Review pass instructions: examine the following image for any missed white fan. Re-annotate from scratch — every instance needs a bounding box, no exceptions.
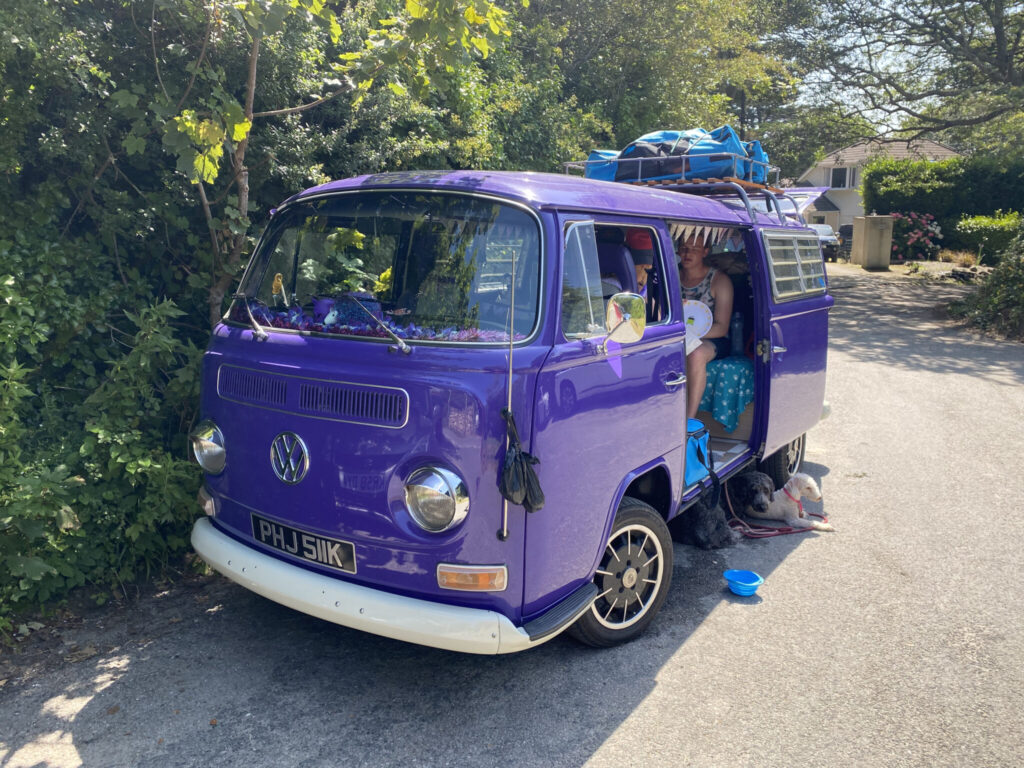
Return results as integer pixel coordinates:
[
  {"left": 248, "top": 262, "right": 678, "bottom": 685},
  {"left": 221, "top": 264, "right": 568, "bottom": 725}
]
[
  {"left": 683, "top": 300, "right": 712, "bottom": 337},
  {"left": 683, "top": 300, "right": 712, "bottom": 355}
]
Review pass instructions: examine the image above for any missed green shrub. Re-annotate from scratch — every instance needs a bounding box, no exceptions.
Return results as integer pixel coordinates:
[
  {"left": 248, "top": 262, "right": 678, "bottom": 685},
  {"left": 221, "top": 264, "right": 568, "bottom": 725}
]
[
  {"left": 951, "top": 228, "right": 1024, "bottom": 339},
  {"left": 0, "top": 227, "right": 200, "bottom": 630},
  {"left": 863, "top": 155, "right": 1024, "bottom": 251},
  {"left": 955, "top": 210, "right": 1022, "bottom": 264}
]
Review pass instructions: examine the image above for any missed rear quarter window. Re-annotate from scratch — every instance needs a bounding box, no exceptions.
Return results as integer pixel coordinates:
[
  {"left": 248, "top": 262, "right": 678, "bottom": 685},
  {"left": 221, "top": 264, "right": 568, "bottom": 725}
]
[{"left": 762, "top": 232, "right": 827, "bottom": 302}]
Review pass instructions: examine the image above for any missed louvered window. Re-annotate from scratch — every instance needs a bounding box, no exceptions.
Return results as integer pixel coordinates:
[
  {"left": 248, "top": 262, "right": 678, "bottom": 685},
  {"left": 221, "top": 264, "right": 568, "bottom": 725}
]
[{"left": 763, "top": 233, "right": 828, "bottom": 302}]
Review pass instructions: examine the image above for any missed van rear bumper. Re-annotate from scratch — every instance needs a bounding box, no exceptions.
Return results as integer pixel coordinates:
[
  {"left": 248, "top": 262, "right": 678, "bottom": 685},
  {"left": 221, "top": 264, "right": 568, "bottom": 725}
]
[{"left": 191, "top": 517, "right": 562, "bottom": 654}]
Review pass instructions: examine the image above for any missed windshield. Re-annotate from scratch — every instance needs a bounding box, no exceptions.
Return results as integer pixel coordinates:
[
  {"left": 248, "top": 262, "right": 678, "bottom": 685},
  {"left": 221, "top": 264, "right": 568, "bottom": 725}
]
[
  {"left": 810, "top": 224, "right": 836, "bottom": 237},
  {"left": 229, "top": 191, "right": 541, "bottom": 344}
]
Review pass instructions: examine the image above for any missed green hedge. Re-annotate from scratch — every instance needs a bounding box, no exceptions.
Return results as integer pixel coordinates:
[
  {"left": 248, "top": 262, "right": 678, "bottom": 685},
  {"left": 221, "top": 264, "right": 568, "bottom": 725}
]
[
  {"left": 956, "top": 211, "right": 1022, "bottom": 264},
  {"left": 862, "top": 156, "right": 1024, "bottom": 251}
]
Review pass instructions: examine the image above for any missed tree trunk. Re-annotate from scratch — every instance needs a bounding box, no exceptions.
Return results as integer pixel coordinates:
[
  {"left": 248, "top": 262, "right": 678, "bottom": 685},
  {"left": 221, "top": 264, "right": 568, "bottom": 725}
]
[{"left": 208, "top": 33, "right": 261, "bottom": 329}]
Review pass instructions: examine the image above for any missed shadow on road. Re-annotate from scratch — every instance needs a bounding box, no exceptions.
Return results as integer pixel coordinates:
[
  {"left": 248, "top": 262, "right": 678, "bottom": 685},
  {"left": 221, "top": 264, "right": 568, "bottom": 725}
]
[{"left": 827, "top": 273, "right": 1024, "bottom": 386}]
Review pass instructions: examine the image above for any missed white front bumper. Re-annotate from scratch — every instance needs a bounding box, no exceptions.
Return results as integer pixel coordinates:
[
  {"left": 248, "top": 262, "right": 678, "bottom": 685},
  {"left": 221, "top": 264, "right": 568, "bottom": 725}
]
[{"left": 191, "top": 517, "right": 541, "bottom": 655}]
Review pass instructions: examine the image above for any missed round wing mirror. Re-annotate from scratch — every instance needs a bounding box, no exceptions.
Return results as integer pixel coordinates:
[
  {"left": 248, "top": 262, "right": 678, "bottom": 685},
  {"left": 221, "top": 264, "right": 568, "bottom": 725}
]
[{"left": 604, "top": 292, "right": 646, "bottom": 346}]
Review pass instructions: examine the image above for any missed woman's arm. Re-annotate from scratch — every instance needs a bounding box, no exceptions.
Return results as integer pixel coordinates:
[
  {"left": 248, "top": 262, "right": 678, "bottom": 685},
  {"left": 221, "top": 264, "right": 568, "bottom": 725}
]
[{"left": 707, "top": 271, "right": 734, "bottom": 338}]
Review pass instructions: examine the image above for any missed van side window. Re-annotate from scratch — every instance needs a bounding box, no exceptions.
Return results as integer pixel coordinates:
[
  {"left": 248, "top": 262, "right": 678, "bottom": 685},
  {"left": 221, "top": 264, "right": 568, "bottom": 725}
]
[
  {"left": 763, "top": 233, "right": 827, "bottom": 301},
  {"left": 593, "top": 224, "right": 668, "bottom": 324},
  {"left": 561, "top": 221, "right": 605, "bottom": 338}
]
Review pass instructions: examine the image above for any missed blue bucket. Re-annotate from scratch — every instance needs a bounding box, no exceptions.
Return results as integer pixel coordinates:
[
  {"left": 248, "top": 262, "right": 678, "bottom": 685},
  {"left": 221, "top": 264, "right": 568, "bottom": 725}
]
[{"left": 723, "top": 569, "right": 764, "bottom": 596}]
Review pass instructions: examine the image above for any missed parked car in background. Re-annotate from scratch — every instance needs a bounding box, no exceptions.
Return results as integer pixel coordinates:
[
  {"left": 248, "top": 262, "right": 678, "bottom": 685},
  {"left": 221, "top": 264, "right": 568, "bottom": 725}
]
[{"left": 810, "top": 223, "right": 840, "bottom": 261}]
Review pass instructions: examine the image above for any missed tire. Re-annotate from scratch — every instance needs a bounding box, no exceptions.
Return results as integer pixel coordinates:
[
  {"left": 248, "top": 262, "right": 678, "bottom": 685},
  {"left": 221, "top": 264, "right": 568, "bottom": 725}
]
[
  {"left": 568, "top": 497, "right": 673, "bottom": 648},
  {"left": 759, "top": 433, "right": 806, "bottom": 489}
]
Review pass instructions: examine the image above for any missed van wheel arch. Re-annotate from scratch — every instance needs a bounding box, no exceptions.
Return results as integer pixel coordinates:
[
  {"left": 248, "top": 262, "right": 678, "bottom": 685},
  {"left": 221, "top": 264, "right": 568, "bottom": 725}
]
[
  {"left": 759, "top": 433, "right": 806, "bottom": 489},
  {"left": 623, "top": 466, "right": 672, "bottom": 521}
]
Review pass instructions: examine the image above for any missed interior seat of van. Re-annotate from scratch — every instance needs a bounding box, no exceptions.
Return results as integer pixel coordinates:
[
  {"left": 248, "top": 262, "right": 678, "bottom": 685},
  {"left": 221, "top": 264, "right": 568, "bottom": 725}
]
[{"left": 596, "top": 238, "right": 637, "bottom": 300}]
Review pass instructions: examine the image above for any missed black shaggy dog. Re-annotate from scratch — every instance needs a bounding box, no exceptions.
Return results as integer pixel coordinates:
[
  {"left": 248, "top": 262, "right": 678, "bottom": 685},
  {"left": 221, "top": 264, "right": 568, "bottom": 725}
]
[
  {"left": 671, "top": 470, "right": 778, "bottom": 549},
  {"left": 727, "top": 471, "right": 774, "bottom": 518},
  {"left": 669, "top": 494, "right": 738, "bottom": 549}
]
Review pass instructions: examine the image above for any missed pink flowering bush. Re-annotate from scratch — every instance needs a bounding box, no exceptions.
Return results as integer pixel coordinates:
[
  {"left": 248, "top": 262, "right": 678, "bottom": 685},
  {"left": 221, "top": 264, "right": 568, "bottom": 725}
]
[{"left": 890, "top": 211, "right": 943, "bottom": 261}]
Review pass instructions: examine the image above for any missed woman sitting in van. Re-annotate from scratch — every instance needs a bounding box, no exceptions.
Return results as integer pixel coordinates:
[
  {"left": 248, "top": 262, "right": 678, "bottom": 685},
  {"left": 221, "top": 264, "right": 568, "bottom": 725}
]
[{"left": 678, "top": 233, "right": 734, "bottom": 419}]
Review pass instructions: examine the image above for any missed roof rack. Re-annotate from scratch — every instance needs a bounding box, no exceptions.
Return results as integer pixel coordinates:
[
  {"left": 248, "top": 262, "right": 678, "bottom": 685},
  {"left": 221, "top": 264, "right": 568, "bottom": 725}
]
[{"left": 563, "top": 153, "right": 806, "bottom": 227}]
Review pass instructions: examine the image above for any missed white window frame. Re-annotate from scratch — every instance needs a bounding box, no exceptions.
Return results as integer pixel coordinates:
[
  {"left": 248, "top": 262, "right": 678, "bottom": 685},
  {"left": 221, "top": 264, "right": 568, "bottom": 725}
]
[
  {"left": 560, "top": 220, "right": 605, "bottom": 339},
  {"left": 829, "top": 166, "right": 856, "bottom": 189},
  {"left": 762, "top": 231, "right": 828, "bottom": 302}
]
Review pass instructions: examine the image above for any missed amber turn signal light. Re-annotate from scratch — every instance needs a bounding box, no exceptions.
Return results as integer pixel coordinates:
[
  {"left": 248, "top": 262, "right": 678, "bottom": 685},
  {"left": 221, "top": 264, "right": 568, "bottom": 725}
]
[{"left": 437, "top": 564, "right": 508, "bottom": 592}]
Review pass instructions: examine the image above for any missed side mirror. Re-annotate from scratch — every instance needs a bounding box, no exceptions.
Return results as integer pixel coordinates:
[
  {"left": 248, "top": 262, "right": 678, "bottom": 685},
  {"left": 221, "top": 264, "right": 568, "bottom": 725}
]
[{"left": 604, "top": 292, "right": 646, "bottom": 348}]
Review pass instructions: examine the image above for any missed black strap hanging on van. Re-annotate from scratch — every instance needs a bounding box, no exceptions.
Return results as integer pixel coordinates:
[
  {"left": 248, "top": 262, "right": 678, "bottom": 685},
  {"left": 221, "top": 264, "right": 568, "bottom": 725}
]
[
  {"left": 694, "top": 438, "right": 721, "bottom": 509},
  {"left": 498, "top": 408, "right": 545, "bottom": 513}
]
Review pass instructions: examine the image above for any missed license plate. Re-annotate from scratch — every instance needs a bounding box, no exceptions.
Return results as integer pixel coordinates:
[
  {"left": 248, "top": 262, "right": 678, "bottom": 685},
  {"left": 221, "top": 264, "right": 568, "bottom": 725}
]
[{"left": 251, "top": 513, "right": 356, "bottom": 573}]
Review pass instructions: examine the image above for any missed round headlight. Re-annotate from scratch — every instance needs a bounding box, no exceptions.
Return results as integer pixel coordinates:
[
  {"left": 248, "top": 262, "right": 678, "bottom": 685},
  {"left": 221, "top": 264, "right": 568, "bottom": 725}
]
[
  {"left": 404, "top": 467, "right": 469, "bottom": 533},
  {"left": 190, "top": 419, "right": 226, "bottom": 474}
]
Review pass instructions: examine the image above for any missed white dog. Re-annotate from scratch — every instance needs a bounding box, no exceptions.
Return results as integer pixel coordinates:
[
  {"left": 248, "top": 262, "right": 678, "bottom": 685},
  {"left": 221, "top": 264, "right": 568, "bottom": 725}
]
[{"left": 747, "top": 472, "right": 835, "bottom": 532}]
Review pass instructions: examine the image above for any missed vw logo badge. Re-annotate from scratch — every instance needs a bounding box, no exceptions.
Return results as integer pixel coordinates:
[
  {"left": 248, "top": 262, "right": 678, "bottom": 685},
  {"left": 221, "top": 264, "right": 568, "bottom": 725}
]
[{"left": 270, "top": 432, "right": 309, "bottom": 484}]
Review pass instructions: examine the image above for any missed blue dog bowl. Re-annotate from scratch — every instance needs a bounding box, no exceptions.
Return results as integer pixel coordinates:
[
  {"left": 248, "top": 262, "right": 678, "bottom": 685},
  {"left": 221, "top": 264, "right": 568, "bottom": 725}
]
[{"left": 723, "top": 569, "right": 764, "bottom": 596}]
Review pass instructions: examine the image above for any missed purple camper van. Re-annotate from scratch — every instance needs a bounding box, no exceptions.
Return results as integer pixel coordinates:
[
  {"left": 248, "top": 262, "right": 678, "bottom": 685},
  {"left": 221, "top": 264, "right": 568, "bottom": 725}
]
[{"left": 190, "top": 170, "right": 832, "bottom": 654}]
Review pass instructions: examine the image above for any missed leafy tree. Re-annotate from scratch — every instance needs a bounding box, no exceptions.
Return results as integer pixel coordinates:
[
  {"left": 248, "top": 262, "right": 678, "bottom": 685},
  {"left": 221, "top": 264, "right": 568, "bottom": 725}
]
[
  {"left": 938, "top": 110, "right": 1024, "bottom": 157},
  {"left": 799, "top": 0, "right": 1024, "bottom": 136},
  {"left": 148, "top": 0, "right": 515, "bottom": 327},
  {"left": 520, "top": 0, "right": 789, "bottom": 146},
  {"left": 755, "top": 105, "right": 875, "bottom": 180},
  {"left": 0, "top": 0, "right": 522, "bottom": 624}
]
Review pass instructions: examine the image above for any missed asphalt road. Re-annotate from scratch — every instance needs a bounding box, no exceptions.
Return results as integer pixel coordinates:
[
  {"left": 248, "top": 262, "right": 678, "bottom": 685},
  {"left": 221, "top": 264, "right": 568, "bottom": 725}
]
[{"left": 3, "top": 266, "right": 1023, "bottom": 768}]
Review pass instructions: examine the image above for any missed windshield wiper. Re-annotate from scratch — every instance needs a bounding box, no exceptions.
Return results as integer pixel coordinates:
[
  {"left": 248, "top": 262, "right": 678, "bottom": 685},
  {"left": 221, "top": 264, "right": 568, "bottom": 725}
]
[
  {"left": 342, "top": 295, "right": 411, "bottom": 354},
  {"left": 232, "top": 292, "right": 268, "bottom": 342}
]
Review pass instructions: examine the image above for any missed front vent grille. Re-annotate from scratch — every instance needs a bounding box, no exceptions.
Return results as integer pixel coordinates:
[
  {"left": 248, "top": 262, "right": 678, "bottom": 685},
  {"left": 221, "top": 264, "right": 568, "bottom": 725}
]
[
  {"left": 217, "top": 364, "right": 408, "bottom": 428},
  {"left": 298, "top": 382, "right": 407, "bottom": 427},
  {"left": 218, "top": 366, "right": 288, "bottom": 406}
]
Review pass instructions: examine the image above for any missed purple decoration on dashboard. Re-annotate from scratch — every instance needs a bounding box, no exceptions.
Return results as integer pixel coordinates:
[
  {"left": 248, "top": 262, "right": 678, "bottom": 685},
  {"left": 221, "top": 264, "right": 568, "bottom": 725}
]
[
  {"left": 239, "top": 298, "right": 526, "bottom": 343},
  {"left": 312, "top": 297, "right": 334, "bottom": 323}
]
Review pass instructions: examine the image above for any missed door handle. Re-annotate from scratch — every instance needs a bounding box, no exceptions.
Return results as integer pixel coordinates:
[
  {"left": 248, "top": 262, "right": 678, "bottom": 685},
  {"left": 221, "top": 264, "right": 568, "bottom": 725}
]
[
  {"left": 664, "top": 374, "right": 686, "bottom": 388},
  {"left": 772, "top": 345, "right": 787, "bottom": 354}
]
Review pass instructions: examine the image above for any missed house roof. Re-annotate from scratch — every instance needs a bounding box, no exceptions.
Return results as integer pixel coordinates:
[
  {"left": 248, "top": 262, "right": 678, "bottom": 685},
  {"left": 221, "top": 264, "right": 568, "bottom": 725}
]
[
  {"left": 797, "top": 139, "right": 961, "bottom": 182},
  {"left": 808, "top": 194, "right": 839, "bottom": 212}
]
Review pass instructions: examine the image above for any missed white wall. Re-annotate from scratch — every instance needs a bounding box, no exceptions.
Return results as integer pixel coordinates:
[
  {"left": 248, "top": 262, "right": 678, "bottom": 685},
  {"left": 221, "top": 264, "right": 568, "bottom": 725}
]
[{"left": 802, "top": 166, "right": 864, "bottom": 226}]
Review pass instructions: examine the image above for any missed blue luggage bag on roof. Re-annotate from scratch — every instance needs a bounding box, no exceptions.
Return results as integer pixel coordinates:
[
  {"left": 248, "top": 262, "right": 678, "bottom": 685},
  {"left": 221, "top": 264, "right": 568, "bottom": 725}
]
[
  {"left": 614, "top": 129, "right": 708, "bottom": 182},
  {"left": 583, "top": 149, "right": 620, "bottom": 181},
  {"left": 744, "top": 140, "right": 770, "bottom": 183},
  {"left": 685, "top": 125, "right": 746, "bottom": 180},
  {"left": 589, "top": 126, "right": 771, "bottom": 184}
]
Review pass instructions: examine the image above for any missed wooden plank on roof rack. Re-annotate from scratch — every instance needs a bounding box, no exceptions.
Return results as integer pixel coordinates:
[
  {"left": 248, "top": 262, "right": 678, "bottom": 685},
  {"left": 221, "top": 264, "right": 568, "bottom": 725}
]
[{"left": 721, "top": 177, "right": 786, "bottom": 194}]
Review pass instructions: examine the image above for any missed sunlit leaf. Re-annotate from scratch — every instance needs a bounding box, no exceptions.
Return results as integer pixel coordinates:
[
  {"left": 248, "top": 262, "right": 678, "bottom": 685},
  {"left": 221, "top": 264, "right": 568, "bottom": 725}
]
[
  {"left": 405, "top": 0, "right": 426, "bottom": 19},
  {"left": 230, "top": 118, "right": 252, "bottom": 142}
]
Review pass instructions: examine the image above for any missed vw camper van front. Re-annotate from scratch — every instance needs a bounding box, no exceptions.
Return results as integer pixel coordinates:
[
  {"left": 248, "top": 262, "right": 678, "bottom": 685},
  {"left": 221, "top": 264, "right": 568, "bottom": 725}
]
[{"left": 190, "top": 183, "right": 569, "bottom": 654}]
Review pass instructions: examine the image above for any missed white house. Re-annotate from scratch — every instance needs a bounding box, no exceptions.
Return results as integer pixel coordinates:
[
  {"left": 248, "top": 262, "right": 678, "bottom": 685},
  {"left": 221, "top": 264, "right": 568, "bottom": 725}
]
[{"left": 795, "top": 139, "right": 961, "bottom": 230}]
